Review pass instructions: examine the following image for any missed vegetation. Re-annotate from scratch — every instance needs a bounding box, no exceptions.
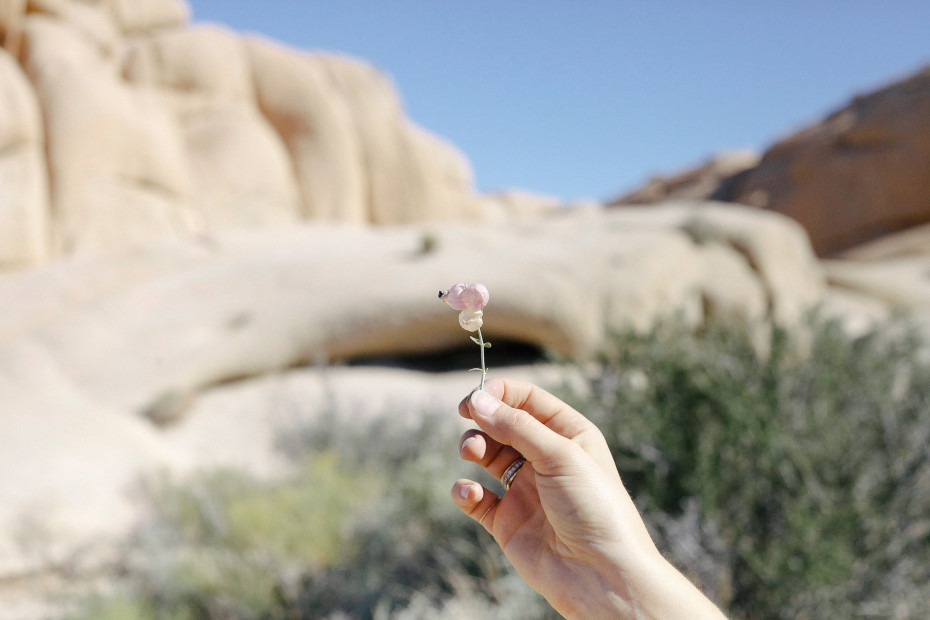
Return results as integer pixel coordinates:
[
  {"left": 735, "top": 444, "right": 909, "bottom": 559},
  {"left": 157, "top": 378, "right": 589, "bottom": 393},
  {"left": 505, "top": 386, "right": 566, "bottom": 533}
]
[{"left": 69, "top": 317, "right": 930, "bottom": 618}]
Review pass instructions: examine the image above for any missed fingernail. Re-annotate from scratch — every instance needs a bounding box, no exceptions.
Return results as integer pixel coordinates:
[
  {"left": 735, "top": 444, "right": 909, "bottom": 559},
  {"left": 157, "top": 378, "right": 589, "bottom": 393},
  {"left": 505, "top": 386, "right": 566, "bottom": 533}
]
[
  {"left": 459, "top": 483, "right": 473, "bottom": 499},
  {"left": 459, "top": 435, "right": 477, "bottom": 453},
  {"left": 470, "top": 390, "right": 500, "bottom": 419}
]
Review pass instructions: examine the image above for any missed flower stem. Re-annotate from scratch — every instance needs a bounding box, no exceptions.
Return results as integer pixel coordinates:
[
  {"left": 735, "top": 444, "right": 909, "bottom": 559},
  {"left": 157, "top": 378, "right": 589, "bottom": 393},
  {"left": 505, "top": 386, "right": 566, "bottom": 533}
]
[{"left": 478, "top": 327, "right": 487, "bottom": 391}]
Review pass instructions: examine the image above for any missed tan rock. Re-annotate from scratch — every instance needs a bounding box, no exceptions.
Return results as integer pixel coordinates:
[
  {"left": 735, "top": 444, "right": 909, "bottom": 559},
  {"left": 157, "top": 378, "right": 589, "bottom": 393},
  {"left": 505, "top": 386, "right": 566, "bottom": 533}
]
[
  {"left": 246, "top": 39, "right": 478, "bottom": 225},
  {"left": 723, "top": 66, "right": 930, "bottom": 256},
  {"left": 824, "top": 256, "right": 930, "bottom": 312},
  {"left": 0, "top": 202, "right": 830, "bottom": 585},
  {"left": 180, "top": 102, "right": 301, "bottom": 229},
  {"left": 106, "top": 0, "right": 189, "bottom": 34},
  {"left": 313, "top": 53, "right": 477, "bottom": 225},
  {"left": 475, "top": 190, "right": 562, "bottom": 221},
  {"left": 838, "top": 222, "right": 930, "bottom": 261},
  {"left": 695, "top": 243, "right": 767, "bottom": 322},
  {"left": 246, "top": 38, "right": 367, "bottom": 222},
  {"left": 121, "top": 24, "right": 253, "bottom": 102},
  {"left": 0, "top": 202, "right": 823, "bottom": 414},
  {"left": 0, "top": 0, "right": 26, "bottom": 57},
  {"left": 0, "top": 48, "right": 48, "bottom": 269},
  {"left": 26, "top": 0, "right": 120, "bottom": 55},
  {"left": 23, "top": 15, "right": 195, "bottom": 255},
  {"left": 610, "top": 150, "right": 760, "bottom": 206}
]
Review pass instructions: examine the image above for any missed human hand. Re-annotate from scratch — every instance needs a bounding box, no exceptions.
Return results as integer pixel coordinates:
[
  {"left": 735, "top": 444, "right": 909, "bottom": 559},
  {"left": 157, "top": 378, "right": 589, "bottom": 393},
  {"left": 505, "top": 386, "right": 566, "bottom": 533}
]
[{"left": 451, "top": 378, "right": 725, "bottom": 619}]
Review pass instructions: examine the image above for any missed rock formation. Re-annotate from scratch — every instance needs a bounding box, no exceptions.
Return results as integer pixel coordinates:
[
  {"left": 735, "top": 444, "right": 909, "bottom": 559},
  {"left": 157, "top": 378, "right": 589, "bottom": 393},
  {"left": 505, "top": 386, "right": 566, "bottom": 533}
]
[
  {"left": 2, "top": 2, "right": 930, "bottom": 615},
  {"left": 612, "top": 65, "right": 930, "bottom": 258},
  {"left": 0, "top": 0, "right": 540, "bottom": 271},
  {"left": 0, "top": 201, "right": 827, "bottom": 576}
]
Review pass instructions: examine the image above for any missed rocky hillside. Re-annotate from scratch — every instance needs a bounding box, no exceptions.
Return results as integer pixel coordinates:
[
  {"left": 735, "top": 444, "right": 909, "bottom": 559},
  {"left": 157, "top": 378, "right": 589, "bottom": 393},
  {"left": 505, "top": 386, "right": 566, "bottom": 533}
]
[
  {"left": 0, "top": 0, "right": 564, "bottom": 272},
  {"left": 1, "top": 1, "right": 930, "bottom": 616},
  {"left": 610, "top": 65, "right": 930, "bottom": 258}
]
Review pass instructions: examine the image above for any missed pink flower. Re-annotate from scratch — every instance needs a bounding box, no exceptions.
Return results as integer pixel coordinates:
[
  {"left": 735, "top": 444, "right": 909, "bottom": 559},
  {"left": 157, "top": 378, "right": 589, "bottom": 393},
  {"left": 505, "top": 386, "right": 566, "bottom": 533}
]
[
  {"left": 461, "top": 283, "right": 489, "bottom": 310},
  {"left": 440, "top": 282, "right": 468, "bottom": 310},
  {"left": 440, "top": 283, "right": 489, "bottom": 311}
]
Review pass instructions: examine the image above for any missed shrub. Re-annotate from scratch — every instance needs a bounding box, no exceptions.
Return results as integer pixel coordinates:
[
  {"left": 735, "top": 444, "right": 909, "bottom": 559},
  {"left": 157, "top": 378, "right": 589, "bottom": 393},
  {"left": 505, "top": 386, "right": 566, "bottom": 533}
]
[
  {"left": 69, "top": 407, "right": 550, "bottom": 619},
  {"left": 562, "top": 317, "right": 930, "bottom": 618},
  {"left": 71, "top": 316, "right": 930, "bottom": 618}
]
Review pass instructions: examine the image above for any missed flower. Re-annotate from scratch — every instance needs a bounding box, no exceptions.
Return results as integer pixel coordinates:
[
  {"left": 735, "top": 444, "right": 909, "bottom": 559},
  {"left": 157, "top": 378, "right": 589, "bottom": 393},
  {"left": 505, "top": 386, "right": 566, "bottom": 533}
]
[
  {"left": 458, "top": 308, "right": 483, "bottom": 332},
  {"left": 461, "top": 283, "right": 489, "bottom": 310},
  {"left": 440, "top": 283, "right": 489, "bottom": 311},
  {"left": 438, "top": 282, "right": 491, "bottom": 390},
  {"left": 440, "top": 282, "right": 468, "bottom": 310}
]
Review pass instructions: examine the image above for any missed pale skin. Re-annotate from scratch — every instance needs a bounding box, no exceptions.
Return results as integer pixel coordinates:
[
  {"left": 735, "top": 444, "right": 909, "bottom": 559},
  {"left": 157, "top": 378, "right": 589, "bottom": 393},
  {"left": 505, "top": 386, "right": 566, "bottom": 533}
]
[{"left": 451, "top": 378, "right": 727, "bottom": 619}]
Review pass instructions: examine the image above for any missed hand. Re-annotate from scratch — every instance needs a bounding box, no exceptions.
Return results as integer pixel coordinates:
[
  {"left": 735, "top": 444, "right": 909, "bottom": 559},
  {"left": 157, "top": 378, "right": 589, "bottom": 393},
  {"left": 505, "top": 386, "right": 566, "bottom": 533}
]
[{"left": 451, "top": 378, "right": 725, "bottom": 619}]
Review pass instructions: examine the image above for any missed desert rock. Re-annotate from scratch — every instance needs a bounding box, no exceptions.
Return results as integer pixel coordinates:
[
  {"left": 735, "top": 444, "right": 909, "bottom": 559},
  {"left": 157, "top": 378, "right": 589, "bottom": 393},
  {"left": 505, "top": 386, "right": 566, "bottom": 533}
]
[
  {"left": 723, "top": 67, "right": 930, "bottom": 256},
  {"left": 0, "top": 49, "right": 47, "bottom": 269}
]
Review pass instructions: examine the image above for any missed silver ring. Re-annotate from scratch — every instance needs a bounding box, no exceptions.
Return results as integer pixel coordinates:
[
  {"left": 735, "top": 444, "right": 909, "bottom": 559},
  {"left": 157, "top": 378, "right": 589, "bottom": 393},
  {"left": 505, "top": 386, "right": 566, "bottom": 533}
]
[{"left": 501, "top": 457, "right": 526, "bottom": 490}]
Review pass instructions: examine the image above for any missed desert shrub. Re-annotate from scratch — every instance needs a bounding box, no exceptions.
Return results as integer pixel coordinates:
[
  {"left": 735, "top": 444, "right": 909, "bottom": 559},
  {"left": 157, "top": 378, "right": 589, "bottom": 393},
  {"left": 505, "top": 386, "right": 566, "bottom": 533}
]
[
  {"left": 72, "top": 316, "right": 930, "bottom": 619},
  {"left": 69, "top": 407, "right": 551, "bottom": 619},
  {"left": 562, "top": 316, "right": 930, "bottom": 618}
]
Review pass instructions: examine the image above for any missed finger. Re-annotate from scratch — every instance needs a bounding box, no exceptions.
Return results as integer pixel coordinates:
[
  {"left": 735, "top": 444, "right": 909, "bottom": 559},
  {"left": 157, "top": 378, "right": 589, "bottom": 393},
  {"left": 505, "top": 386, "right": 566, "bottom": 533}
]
[
  {"left": 459, "top": 378, "right": 596, "bottom": 443},
  {"left": 468, "top": 389, "right": 586, "bottom": 477},
  {"left": 451, "top": 479, "right": 500, "bottom": 533},
  {"left": 459, "top": 429, "right": 524, "bottom": 481}
]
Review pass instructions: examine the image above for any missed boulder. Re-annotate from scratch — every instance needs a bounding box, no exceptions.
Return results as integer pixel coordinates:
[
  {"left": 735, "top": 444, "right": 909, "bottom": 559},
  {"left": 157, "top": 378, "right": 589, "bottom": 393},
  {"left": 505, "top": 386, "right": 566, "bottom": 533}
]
[
  {"left": 0, "top": 0, "right": 26, "bottom": 56},
  {"left": 0, "top": 202, "right": 833, "bottom": 594},
  {"left": 245, "top": 39, "right": 369, "bottom": 222},
  {"left": 179, "top": 102, "right": 302, "bottom": 229},
  {"left": 0, "top": 49, "right": 48, "bottom": 269},
  {"left": 106, "top": 0, "right": 189, "bottom": 34},
  {"left": 246, "top": 38, "right": 477, "bottom": 224},
  {"left": 26, "top": 0, "right": 120, "bottom": 54},
  {"left": 120, "top": 24, "right": 253, "bottom": 102},
  {"left": 721, "top": 66, "right": 930, "bottom": 256},
  {"left": 610, "top": 150, "right": 760, "bottom": 206},
  {"left": 0, "top": 202, "right": 824, "bottom": 415},
  {"left": 22, "top": 15, "right": 196, "bottom": 255}
]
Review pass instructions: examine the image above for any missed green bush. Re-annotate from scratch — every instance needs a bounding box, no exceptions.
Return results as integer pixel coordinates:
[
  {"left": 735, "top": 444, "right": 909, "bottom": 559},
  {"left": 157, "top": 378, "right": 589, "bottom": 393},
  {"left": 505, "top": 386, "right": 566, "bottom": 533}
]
[
  {"left": 71, "top": 316, "right": 930, "bottom": 619},
  {"left": 69, "top": 409, "right": 550, "bottom": 619},
  {"left": 563, "top": 317, "right": 930, "bottom": 618}
]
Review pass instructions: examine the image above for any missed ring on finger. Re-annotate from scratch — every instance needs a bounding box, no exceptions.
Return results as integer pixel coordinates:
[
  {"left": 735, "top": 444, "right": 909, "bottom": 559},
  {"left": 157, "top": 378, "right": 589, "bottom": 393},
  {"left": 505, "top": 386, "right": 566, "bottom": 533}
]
[{"left": 501, "top": 457, "right": 526, "bottom": 490}]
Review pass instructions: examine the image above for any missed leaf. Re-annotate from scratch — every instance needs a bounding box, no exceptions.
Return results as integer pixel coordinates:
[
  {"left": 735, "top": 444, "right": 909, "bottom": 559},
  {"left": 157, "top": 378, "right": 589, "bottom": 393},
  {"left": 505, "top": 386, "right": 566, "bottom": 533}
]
[
  {"left": 484, "top": 342, "right": 492, "bottom": 348},
  {"left": 470, "top": 336, "right": 482, "bottom": 346},
  {"left": 468, "top": 368, "right": 484, "bottom": 372}
]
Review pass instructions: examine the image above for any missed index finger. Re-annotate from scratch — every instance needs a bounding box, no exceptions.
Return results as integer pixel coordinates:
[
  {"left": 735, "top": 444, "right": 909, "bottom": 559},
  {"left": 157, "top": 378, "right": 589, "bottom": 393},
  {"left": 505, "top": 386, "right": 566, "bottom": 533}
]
[{"left": 458, "top": 377, "right": 595, "bottom": 442}]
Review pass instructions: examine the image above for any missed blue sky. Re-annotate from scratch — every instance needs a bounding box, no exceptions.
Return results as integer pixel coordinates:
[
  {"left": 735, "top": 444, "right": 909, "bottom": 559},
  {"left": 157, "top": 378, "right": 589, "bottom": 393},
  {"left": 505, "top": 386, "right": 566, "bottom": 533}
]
[{"left": 188, "top": 1, "right": 929, "bottom": 202}]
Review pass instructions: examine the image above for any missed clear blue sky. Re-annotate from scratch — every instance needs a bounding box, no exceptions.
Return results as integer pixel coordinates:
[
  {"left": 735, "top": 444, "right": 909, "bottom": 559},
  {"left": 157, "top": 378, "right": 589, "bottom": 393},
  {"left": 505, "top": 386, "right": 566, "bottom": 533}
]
[{"left": 188, "top": 1, "right": 929, "bottom": 202}]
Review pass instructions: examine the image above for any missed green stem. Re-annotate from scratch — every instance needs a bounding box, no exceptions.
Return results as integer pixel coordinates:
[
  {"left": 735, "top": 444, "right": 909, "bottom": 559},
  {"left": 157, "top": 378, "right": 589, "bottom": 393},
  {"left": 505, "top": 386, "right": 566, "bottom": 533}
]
[{"left": 478, "top": 326, "right": 487, "bottom": 391}]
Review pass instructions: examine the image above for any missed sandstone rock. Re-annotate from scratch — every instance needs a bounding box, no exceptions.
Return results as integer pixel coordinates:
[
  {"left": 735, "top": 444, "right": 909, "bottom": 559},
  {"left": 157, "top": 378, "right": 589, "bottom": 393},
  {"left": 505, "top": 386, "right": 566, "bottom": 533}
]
[
  {"left": 246, "top": 38, "right": 367, "bottom": 222},
  {"left": 313, "top": 53, "right": 475, "bottom": 225},
  {"left": 179, "top": 102, "right": 302, "bottom": 229},
  {"left": 23, "top": 15, "right": 196, "bottom": 254},
  {"left": 823, "top": 256, "right": 930, "bottom": 312},
  {"left": 610, "top": 150, "right": 760, "bottom": 206},
  {"left": 120, "top": 24, "right": 252, "bottom": 102},
  {"left": 721, "top": 66, "right": 930, "bottom": 256},
  {"left": 0, "top": 0, "right": 26, "bottom": 57},
  {"left": 0, "top": 202, "right": 824, "bottom": 415},
  {"left": 106, "top": 0, "right": 188, "bottom": 34},
  {"left": 26, "top": 0, "right": 120, "bottom": 55},
  {"left": 838, "top": 221, "right": 930, "bottom": 261},
  {"left": 0, "top": 202, "right": 831, "bottom": 595},
  {"left": 0, "top": 48, "right": 48, "bottom": 269},
  {"left": 695, "top": 243, "right": 767, "bottom": 322},
  {"left": 247, "top": 38, "right": 478, "bottom": 225},
  {"left": 474, "top": 190, "right": 562, "bottom": 221}
]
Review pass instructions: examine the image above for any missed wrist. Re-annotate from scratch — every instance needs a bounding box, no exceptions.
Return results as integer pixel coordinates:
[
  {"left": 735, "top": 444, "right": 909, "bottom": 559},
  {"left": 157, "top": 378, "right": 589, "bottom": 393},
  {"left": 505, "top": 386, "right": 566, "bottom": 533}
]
[{"left": 565, "top": 547, "right": 725, "bottom": 620}]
